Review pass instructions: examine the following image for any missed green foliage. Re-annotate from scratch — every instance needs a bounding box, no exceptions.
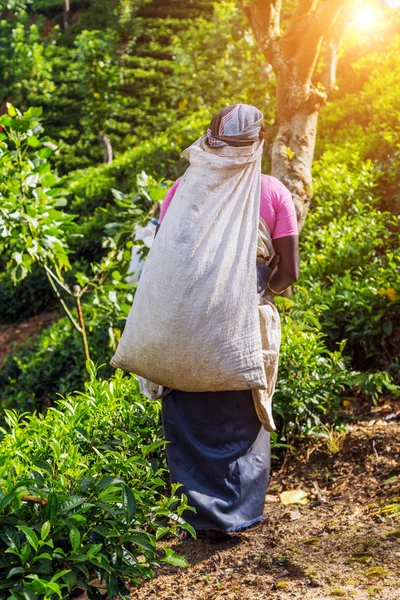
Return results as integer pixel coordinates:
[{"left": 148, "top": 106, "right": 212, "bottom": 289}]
[
  {"left": 0, "top": 105, "right": 75, "bottom": 281},
  {"left": 301, "top": 269, "right": 400, "bottom": 377},
  {"left": 319, "top": 31, "right": 400, "bottom": 216},
  {"left": 171, "top": 2, "right": 274, "bottom": 118},
  {"left": 0, "top": 106, "right": 168, "bottom": 377},
  {"left": 71, "top": 28, "right": 121, "bottom": 145},
  {"left": 0, "top": 268, "right": 55, "bottom": 324},
  {"left": 274, "top": 301, "right": 398, "bottom": 434},
  {"left": 69, "top": 169, "right": 170, "bottom": 265},
  {"left": 0, "top": 367, "right": 193, "bottom": 598},
  {"left": 0, "top": 14, "right": 57, "bottom": 108},
  {"left": 299, "top": 147, "right": 400, "bottom": 376},
  {"left": 275, "top": 305, "right": 353, "bottom": 434},
  {"left": 0, "top": 0, "right": 31, "bottom": 16},
  {"left": 0, "top": 314, "right": 107, "bottom": 415},
  {"left": 0, "top": 0, "right": 398, "bottom": 448}
]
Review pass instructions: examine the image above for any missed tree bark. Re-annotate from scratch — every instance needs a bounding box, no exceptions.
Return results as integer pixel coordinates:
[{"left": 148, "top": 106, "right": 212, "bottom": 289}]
[
  {"left": 272, "top": 104, "right": 320, "bottom": 230},
  {"left": 244, "top": 0, "right": 348, "bottom": 231},
  {"left": 98, "top": 131, "right": 113, "bottom": 164},
  {"left": 319, "top": 8, "right": 348, "bottom": 95},
  {"left": 63, "top": 0, "right": 70, "bottom": 30}
]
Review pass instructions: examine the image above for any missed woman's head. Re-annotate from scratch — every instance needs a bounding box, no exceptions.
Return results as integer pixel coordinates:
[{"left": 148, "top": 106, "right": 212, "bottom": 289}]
[{"left": 207, "top": 104, "right": 264, "bottom": 148}]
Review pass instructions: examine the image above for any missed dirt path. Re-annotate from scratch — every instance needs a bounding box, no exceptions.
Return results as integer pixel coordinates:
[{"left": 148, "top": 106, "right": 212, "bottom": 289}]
[
  {"left": 0, "top": 311, "right": 57, "bottom": 367},
  {"left": 133, "top": 398, "right": 400, "bottom": 600}
]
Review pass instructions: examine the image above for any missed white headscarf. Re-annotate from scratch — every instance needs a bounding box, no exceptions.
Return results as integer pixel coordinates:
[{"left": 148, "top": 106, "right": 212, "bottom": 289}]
[{"left": 204, "top": 103, "right": 264, "bottom": 147}]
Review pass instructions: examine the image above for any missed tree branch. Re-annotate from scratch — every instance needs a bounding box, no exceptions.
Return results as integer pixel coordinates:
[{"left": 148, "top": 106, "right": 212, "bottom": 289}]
[
  {"left": 310, "top": 0, "right": 348, "bottom": 39},
  {"left": 295, "top": 0, "right": 319, "bottom": 18},
  {"left": 44, "top": 264, "right": 72, "bottom": 294},
  {"left": 243, "top": 0, "right": 282, "bottom": 68},
  {"left": 98, "top": 131, "right": 113, "bottom": 164},
  {"left": 294, "top": 0, "right": 348, "bottom": 83},
  {"left": 281, "top": 0, "right": 319, "bottom": 60},
  {"left": 44, "top": 269, "right": 82, "bottom": 333},
  {"left": 318, "top": 6, "right": 348, "bottom": 95}
]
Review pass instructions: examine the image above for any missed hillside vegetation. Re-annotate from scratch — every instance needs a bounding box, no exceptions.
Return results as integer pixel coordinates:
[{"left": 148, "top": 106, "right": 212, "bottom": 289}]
[{"left": 0, "top": 0, "right": 399, "bottom": 597}]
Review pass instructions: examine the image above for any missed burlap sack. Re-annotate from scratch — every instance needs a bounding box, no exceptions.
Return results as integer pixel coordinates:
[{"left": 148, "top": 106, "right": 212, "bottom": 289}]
[
  {"left": 111, "top": 139, "right": 268, "bottom": 392},
  {"left": 252, "top": 217, "right": 281, "bottom": 432}
]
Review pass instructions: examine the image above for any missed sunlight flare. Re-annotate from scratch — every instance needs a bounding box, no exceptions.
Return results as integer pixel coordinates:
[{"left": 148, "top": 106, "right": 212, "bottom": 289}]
[{"left": 351, "top": 4, "right": 381, "bottom": 29}]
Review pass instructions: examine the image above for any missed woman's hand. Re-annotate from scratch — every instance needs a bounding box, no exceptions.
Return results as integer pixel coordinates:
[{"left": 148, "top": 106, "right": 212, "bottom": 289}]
[{"left": 257, "top": 254, "right": 280, "bottom": 294}]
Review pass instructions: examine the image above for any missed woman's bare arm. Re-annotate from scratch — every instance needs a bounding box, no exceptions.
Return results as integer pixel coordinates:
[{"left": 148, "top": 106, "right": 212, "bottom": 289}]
[
  {"left": 264, "top": 235, "right": 300, "bottom": 295},
  {"left": 156, "top": 225, "right": 299, "bottom": 295}
]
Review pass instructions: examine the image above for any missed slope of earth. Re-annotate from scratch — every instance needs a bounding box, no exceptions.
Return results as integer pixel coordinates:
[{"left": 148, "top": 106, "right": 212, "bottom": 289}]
[
  {"left": 0, "top": 310, "right": 58, "bottom": 368},
  {"left": 133, "top": 398, "right": 400, "bottom": 600}
]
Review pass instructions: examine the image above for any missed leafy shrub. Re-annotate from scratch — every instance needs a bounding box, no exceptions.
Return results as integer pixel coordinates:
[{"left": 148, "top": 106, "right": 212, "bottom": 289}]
[
  {"left": 0, "top": 314, "right": 110, "bottom": 415},
  {"left": 0, "top": 367, "right": 192, "bottom": 598},
  {"left": 311, "top": 147, "right": 378, "bottom": 222},
  {"left": 274, "top": 301, "right": 398, "bottom": 435},
  {"left": 0, "top": 105, "right": 76, "bottom": 282},
  {"left": 301, "top": 268, "right": 400, "bottom": 376},
  {"left": 274, "top": 303, "right": 353, "bottom": 434},
  {"left": 318, "top": 31, "right": 400, "bottom": 215},
  {"left": 0, "top": 268, "right": 55, "bottom": 325},
  {"left": 301, "top": 210, "right": 391, "bottom": 280},
  {"left": 299, "top": 146, "right": 400, "bottom": 375}
]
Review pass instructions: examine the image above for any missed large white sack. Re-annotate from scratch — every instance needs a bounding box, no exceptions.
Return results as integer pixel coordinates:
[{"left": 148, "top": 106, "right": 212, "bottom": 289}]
[
  {"left": 111, "top": 139, "right": 267, "bottom": 392},
  {"left": 126, "top": 219, "right": 157, "bottom": 283},
  {"left": 252, "top": 217, "right": 281, "bottom": 432}
]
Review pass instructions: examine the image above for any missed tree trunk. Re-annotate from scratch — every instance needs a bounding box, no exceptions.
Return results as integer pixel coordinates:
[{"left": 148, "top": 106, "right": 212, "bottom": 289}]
[
  {"left": 272, "top": 112, "right": 319, "bottom": 231},
  {"left": 63, "top": 0, "right": 70, "bottom": 30},
  {"left": 272, "top": 73, "right": 324, "bottom": 230},
  {"left": 98, "top": 131, "right": 113, "bottom": 164},
  {"left": 243, "top": 0, "right": 348, "bottom": 231},
  {"left": 320, "top": 40, "right": 340, "bottom": 95}
]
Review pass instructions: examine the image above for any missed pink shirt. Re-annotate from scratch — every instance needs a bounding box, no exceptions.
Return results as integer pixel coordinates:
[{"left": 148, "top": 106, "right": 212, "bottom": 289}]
[{"left": 159, "top": 174, "right": 298, "bottom": 239}]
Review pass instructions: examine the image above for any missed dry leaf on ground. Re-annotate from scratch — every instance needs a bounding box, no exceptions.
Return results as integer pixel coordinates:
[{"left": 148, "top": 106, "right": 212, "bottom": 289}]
[{"left": 279, "top": 489, "right": 309, "bottom": 505}]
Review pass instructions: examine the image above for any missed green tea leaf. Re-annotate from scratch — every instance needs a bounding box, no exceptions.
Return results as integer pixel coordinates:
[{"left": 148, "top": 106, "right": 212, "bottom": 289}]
[
  {"left": 106, "top": 573, "right": 118, "bottom": 599},
  {"left": 122, "top": 485, "right": 136, "bottom": 524},
  {"left": 130, "top": 535, "right": 156, "bottom": 553},
  {"left": 51, "top": 569, "right": 72, "bottom": 583},
  {"left": 27, "top": 136, "right": 40, "bottom": 148},
  {"left": 45, "top": 581, "right": 63, "bottom": 598},
  {"left": 87, "top": 543, "right": 103, "bottom": 558},
  {"left": 41, "top": 521, "right": 51, "bottom": 541},
  {"left": 95, "top": 476, "right": 124, "bottom": 491},
  {"left": 0, "top": 492, "right": 17, "bottom": 513},
  {"left": 7, "top": 567, "right": 25, "bottom": 579},
  {"left": 160, "top": 551, "right": 189, "bottom": 567},
  {"left": 20, "top": 543, "right": 31, "bottom": 565},
  {"left": 60, "top": 496, "right": 87, "bottom": 514},
  {"left": 17, "top": 526, "right": 39, "bottom": 551},
  {"left": 69, "top": 527, "right": 81, "bottom": 552},
  {"left": 7, "top": 103, "right": 16, "bottom": 117},
  {"left": 46, "top": 492, "right": 59, "bottom": 523},
  {"left": 62, "top": 570, "right": 77, "bottom": 592}
]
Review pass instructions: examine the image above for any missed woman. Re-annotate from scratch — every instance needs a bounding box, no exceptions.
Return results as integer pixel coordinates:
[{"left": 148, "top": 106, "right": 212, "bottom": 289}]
[{"left": 157, "top": 104, "right": 300, "bottom": 543}]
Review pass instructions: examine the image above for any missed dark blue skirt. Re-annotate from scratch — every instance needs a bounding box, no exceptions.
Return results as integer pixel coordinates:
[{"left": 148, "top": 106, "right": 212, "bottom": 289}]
[{"left": 162, "top": 389, "right": 271, "bottom": 533}]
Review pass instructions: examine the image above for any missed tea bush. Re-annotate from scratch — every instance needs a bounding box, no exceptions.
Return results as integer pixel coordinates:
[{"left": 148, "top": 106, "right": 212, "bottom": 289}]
[
  {"left": 0, "top": 367, "right": 193, "bottom": 599},
  {"left": 0, "top": 316, "right": 107, "bottom": 415},
  {"left": 299, "top": 147, "right": 400, "bottom": 375},
  {"left": 0, "top": 269, "right": 56, "bottom": 324},
  {"left": 301, "top": 270, "right": 400, "bottom": 376},
  {"left": 274, "top": 302, "right": 398, "bottom": 435}
]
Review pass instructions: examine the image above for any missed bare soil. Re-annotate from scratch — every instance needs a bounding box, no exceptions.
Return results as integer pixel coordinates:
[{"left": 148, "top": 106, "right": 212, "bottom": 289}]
[
  {"left": 133, "top": 397, "right": 400, "bottom": 600},
  {"left": 0, "top": 311, "right": 58, "bottom": 367}
]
